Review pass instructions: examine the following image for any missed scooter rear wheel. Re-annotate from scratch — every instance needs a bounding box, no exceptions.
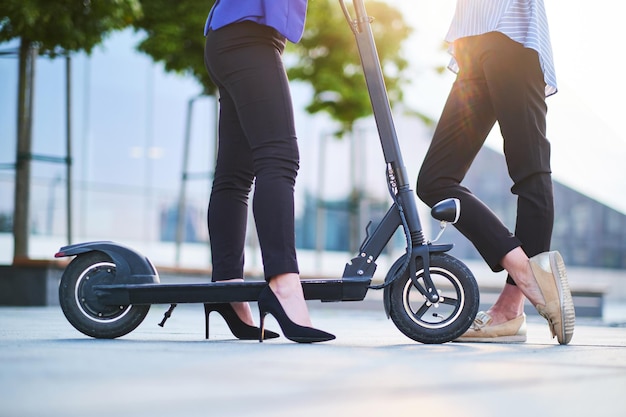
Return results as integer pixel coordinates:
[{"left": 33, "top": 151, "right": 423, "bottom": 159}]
[
  {"left": 385, "top": 253, "right": 479, "bottom": 344},
  {"left": 59, "top": 251, "right": 150, "bottom": 339}
]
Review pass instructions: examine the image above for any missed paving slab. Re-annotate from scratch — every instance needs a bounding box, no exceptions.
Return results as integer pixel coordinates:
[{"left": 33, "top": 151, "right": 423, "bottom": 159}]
[{"left": 1, "top": 302, "right": 625, "bottom": 417}]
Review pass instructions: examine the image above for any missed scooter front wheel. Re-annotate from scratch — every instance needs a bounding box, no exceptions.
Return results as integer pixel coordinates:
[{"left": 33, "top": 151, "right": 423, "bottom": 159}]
[
  {"left": 59, "top": 251, "right": 150, "bottom": 339},
  {"left": 385, "top": 252, "right": 479, "bottom": 344}
]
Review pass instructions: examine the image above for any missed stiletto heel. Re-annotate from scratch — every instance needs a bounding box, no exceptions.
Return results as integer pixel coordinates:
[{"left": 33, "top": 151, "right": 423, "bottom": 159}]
[
  {"left": 204, "top": 303, "right": 279, "bottom": 340},
  {"left": 257, "top": 286, "right": 335, "bottom": 343}
]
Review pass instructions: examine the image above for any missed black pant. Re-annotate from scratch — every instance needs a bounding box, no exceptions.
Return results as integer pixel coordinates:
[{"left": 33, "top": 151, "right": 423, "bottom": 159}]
[
  {"left": 204, "top": 21, "right": 299, "bottom": 281},
  {"left": 417, "top": 32, "right": 554, "bottom": 280}
]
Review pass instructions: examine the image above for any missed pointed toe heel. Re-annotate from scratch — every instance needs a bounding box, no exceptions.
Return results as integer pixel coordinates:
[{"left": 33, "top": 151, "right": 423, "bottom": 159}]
[
  {"left": 204, "top": 303, "right": 279, "bottom": 340},
  {"left": 257, "top": 286, "right": 335, "bottom": 343}
]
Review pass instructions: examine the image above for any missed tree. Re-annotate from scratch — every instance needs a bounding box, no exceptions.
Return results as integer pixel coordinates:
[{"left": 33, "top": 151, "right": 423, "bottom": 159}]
[
  {"left": 288, "top": 0, "right": 412, "bottom": 136},
  {"left": 132, "top": 0, "right": 412, "bottom": 133},
  {"left": 133, "top": 0, "right": 217, "bottom": 95},
  {"left": 0, "top": 1, "right": 142, "bottom": 56},
  {"left": 0, "top": 0, "right": 142, "bottom": 261}
]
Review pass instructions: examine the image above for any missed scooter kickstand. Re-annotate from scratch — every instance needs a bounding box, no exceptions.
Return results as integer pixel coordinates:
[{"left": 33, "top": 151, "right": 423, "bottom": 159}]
[{"left": 158, "top": 304, "right": 177, "bottom": 327}]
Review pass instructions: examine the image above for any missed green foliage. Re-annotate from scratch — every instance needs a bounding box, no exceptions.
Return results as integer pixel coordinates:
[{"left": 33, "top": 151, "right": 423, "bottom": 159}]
[
  {"left": 0, "top": 0, "right": 411, "bottom": 124},
  {"left": 288, "top": 0, "right": 411, "bottom": 136},
  {"left": 0, "top": 0, "right": 142, "bottom": 56},
  {"left": 132, "top": 0, "right": 410, "bottom": 125},
  {"left": 133, "top": 0, "right": 217, "bottom": 95}
]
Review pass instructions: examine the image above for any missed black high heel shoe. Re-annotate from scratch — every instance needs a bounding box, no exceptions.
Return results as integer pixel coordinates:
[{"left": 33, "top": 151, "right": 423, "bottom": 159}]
[
  {"left": 257, "top": 286, "right": 335, "bottom": 343},
  {"left": 204, "top": 303, "right": 279, "bottom": 340}
]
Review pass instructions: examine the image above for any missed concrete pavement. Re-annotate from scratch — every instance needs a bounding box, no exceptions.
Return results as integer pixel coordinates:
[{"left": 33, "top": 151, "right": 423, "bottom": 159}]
[{"left": 1, "top": 300, "right": 625, "bottom": 417}]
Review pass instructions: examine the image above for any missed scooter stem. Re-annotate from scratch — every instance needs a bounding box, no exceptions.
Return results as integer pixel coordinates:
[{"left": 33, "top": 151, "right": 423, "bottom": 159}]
[{"left": 342, "top": 0, "right": 425, "bottom": 245}]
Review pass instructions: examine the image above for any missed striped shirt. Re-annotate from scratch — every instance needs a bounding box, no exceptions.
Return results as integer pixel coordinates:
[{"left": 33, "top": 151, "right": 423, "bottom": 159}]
[{"left": 445, "top": 0, "right": 557, "bottom": 96}]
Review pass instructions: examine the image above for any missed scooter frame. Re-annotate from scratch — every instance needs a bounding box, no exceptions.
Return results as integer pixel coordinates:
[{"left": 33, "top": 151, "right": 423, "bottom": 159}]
[{"left": 55, "top": 0, "right": 479, "bottom": 343}]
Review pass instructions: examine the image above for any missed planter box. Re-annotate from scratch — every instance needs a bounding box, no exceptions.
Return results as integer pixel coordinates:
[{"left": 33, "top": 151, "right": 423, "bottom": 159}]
[{"left": 0, "top": 260, "right": 66, "bottom": 306}]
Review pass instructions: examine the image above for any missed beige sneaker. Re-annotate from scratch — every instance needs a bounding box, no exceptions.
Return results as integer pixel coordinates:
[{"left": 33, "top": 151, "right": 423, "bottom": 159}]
[
  {"left": 454, "top": 311, "right": 527, "bottom": 343},
  {"left": 529, "top": 251, "right": 575, "bottom": 345}
]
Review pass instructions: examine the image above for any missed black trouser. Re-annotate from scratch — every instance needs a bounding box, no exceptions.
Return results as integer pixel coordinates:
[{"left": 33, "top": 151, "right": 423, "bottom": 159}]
[
  {"left": 204, "top": 21, "right": 299, "bottom": 281},
  {"left": 417, "top": 32, "right": 554, "bottom": 283}
]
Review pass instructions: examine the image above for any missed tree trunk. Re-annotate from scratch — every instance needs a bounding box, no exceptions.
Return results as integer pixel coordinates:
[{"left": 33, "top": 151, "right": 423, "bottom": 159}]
[{"left": 13, "top": 39, "right": 37, "bottom": 262}]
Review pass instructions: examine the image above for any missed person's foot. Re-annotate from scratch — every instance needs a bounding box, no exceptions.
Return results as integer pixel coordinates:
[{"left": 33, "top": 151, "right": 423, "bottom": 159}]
[
  {"left": 230, "top": 301, "right": 255, "bottom": 326},
  {"left": 204, "top": 303, "right": 279, "bottom": 340},
  {"left": 480, "top": 282, "right": 525, "bottom": 326},
  {"left": 268, "top": 273, "right": 313, "bottom": 327},
  {"left": 528, "top": 251, "right": 575, "bottom": 344},
  {"left": 501, "top": 249, "right": 575, "bottom": 344},
  {"left": 214, "top": 278, "right": 256, "bottom": 326},
  {"left": 501, "top": 247, "right": 548, "bottom": 309},
  {"left": 454, "top": 311, "right": 527, "bottom": 343}
]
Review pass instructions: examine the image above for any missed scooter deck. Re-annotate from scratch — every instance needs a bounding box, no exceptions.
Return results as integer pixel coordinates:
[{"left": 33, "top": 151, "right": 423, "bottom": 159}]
[{"left": 93, "top": 276, "right": 372, "bottom": 306}]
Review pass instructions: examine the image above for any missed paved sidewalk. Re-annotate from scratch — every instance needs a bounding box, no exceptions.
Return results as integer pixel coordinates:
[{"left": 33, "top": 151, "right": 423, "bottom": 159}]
[{"left": 1, "top": 302, "right": 625, "bottom": 417}]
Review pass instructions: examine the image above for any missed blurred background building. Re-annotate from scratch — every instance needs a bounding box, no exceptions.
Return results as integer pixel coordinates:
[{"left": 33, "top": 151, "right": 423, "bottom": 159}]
[{"left": 1, "top": 1, "right": 624, "bottom": 284}]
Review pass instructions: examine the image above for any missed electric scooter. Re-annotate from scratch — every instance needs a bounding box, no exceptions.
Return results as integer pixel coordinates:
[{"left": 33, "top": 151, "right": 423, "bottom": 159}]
[{"left": 54, "top": 0, "right": 480, "bottom": 344}]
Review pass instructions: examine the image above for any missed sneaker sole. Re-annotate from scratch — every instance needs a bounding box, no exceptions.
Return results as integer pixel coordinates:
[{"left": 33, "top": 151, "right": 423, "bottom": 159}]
[
  {"left": 551, "top": 251, "right": 575, "bottom": 345},
  {"left": 453, "top": 334, "right": 527, "bottom": 343}
]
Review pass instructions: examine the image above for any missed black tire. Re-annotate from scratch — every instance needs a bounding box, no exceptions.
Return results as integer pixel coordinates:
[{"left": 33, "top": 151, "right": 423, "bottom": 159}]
[
  {"left": 385, "top": 252, "right": 479, "bottom": 344},
  {"left": 58, "top": 251, "right": 150, "bottom": 339}
]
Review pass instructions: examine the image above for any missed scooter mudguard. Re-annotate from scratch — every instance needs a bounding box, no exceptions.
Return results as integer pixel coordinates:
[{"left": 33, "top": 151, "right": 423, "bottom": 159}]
[{"left": 55, "top": 241, "right": 160, "bottom": 285}]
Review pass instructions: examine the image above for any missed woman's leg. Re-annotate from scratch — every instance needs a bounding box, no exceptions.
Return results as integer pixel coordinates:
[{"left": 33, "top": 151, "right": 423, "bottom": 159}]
[
  {"left": 476, "top": 33, "right": 554, "bottom": 324},
  {"left": 207, "top": 87, "right": 255, "bottom": 282},
  {"left": 484, "top": 33, "right": 554, "bottom": 267},
  {"left": 205, "top": 22, "right": 310, "bottom": 326},
  {"left": 205, "top": 29, "right": 258, "bottom": 324},
  {"left": 417, "top": 37, "right": 521, "bottom": 272},
  {"left": 418, "top": 33, "right": 553, "bottom": 326},
  {"left": 209, "top": 23, "right": 299, "bottom": 279}
]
